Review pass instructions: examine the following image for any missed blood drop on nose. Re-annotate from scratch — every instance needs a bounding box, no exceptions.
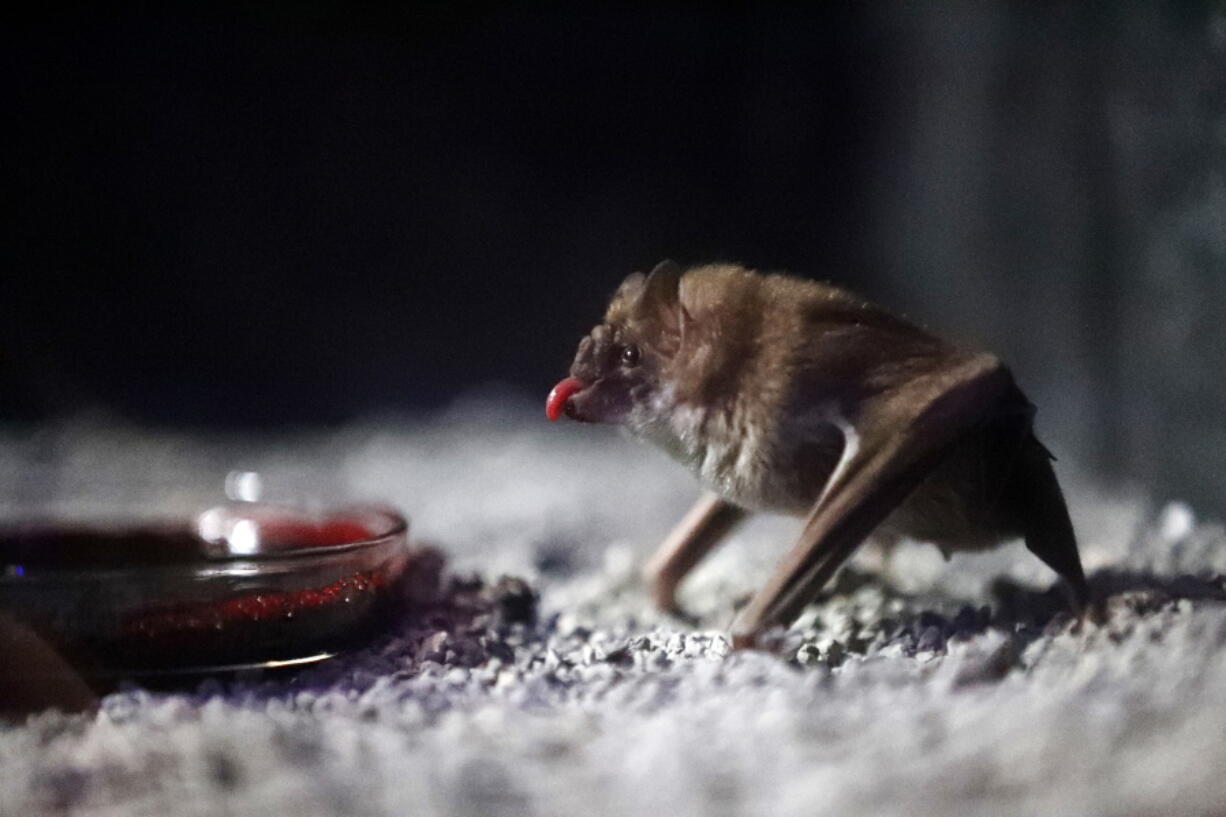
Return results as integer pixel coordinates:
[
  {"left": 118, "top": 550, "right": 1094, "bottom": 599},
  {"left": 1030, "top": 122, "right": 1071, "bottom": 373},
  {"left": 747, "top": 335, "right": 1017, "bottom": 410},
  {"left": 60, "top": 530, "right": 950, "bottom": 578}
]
[{"left": 546, "top": 377, "right": 587, "bottom": 421}]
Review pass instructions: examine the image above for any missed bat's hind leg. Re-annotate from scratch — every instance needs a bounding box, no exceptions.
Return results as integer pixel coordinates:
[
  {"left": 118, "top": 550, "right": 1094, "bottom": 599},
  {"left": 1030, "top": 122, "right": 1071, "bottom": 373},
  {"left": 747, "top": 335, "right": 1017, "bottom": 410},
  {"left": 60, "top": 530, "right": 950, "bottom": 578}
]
[{"left": 643, "top": 493, "right": 746, "bottom": 613}]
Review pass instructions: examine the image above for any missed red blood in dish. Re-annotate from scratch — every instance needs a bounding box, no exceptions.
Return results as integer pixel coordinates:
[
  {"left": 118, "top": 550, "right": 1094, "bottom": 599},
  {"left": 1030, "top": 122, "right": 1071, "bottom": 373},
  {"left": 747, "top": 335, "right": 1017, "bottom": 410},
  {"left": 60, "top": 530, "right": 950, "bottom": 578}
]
[
  {"left": 122, "top": 570, "right": 390, "bottom": 639},
  {"left": 546, "top": 377, "right": 587, "bottom": 421},
  {"left": 257, "top": 518, "right": 374, "bottom": 547}
]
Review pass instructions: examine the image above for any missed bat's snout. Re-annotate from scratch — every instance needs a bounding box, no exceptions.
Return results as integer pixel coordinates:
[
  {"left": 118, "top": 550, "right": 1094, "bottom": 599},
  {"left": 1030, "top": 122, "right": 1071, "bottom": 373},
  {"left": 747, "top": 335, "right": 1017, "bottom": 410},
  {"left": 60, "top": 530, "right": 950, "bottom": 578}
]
[{"left": 546, "top": 376, "right": 589, "bottom": 422}]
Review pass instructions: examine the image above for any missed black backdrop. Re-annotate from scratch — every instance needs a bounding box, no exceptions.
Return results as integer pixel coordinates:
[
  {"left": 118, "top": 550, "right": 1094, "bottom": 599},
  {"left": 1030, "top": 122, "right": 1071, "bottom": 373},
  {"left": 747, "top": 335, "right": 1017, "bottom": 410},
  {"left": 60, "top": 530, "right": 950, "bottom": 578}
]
[
  {"left": 6, "top": 4, "right": 1225, "bottom": 508},
  {"left": 5, "top": 4, "right": 889, "bottom": 424}
]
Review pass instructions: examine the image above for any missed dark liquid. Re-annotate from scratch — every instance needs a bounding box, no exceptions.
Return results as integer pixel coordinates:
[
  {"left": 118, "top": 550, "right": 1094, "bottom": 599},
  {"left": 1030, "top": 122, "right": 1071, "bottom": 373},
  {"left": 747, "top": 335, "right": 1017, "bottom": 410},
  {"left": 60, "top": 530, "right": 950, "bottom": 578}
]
[{"left": 0, "top": 511, "right": 408, "bottom": 677}]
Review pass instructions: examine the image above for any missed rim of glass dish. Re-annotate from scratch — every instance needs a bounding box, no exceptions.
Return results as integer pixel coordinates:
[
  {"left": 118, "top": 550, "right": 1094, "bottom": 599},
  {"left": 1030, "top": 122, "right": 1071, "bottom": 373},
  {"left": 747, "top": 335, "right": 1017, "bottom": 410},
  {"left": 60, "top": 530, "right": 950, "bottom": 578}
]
[{"left": 0, "top": 503, "right": 409, "bottom": 583}]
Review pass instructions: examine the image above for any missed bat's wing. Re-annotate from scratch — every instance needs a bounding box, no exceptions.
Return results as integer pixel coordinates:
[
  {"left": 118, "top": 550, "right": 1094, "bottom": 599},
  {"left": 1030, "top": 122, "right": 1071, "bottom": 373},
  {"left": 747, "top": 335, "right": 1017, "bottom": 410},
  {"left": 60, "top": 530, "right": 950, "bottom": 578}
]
[
  {"left": 1008, "top": 432, "right": 1090, "bottom": 607},
  {"left": 730, "top": 353, "right": 1014, "bottom": 648}
]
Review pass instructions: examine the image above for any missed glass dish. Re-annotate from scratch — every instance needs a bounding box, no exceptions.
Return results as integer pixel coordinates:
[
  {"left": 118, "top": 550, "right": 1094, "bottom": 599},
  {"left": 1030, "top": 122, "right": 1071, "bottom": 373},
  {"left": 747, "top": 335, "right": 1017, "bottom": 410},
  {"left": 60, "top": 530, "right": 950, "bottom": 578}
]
[{"left": 0, "top": 503, "right": 412, "bottom": 679}]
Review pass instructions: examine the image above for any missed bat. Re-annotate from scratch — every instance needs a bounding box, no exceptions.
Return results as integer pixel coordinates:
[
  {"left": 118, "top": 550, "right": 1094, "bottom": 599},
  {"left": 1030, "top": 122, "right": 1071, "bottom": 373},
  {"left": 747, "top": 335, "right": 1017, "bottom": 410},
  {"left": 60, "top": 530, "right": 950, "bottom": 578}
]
[{"left": 547, "top": 261, "right": 1089, "bottom": 649}]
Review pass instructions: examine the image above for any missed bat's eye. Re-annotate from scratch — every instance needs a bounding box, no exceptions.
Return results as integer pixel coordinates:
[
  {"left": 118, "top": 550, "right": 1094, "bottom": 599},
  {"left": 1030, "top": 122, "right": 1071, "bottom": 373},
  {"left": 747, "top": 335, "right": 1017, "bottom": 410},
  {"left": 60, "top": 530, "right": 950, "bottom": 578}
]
[{"left": 620, "top": 344, "right": 641, "bottom": 367}]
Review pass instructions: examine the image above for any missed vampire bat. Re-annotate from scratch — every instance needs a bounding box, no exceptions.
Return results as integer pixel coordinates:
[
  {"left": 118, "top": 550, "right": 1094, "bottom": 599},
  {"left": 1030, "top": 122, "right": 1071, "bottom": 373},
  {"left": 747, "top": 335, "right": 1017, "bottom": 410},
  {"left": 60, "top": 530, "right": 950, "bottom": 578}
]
[{"left": 548, "top": 261, "right": 1088, "bottom": 649}]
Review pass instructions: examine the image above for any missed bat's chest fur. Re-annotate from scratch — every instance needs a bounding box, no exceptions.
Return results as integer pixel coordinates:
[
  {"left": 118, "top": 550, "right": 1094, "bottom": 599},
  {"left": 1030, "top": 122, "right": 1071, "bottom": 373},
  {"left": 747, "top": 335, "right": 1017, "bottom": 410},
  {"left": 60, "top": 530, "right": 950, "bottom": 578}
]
[
  {"left": 648, "top": 398, "right": 808, "bottom": 513},
  {"left": 651, "top": 400, "right": 1017, "bottom": 555}
]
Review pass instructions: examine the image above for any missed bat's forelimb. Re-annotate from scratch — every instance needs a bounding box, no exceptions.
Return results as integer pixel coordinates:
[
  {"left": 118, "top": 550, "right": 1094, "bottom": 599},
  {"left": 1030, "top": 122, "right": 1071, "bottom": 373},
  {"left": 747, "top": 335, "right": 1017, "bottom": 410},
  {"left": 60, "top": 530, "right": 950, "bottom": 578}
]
[{"left": 729, "top": 354, "right": 1014, "bottom": 650}]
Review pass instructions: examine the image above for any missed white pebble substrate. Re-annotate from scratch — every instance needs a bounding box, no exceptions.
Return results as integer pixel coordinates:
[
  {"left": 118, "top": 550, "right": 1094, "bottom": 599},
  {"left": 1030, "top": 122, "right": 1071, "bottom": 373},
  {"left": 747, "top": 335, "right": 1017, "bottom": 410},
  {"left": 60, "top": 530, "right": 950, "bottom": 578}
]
[{"left": 1, "top": 396, "right": 1224, "bottom": 817}]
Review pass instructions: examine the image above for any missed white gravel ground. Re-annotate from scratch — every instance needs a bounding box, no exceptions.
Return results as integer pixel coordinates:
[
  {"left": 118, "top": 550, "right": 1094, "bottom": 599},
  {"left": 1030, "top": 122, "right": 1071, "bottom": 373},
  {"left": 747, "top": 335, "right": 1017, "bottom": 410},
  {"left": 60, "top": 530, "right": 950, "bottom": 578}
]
[{"left": 1, "top": 394, "right": 1225, "bottom": 817}]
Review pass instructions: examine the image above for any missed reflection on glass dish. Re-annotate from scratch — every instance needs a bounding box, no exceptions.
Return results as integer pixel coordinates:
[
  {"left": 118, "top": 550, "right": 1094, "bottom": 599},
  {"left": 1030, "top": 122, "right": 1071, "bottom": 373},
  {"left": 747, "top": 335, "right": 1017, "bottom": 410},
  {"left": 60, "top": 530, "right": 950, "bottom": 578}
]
[{"left": 0, "top": 503, "right": 414, "bottom": 679}]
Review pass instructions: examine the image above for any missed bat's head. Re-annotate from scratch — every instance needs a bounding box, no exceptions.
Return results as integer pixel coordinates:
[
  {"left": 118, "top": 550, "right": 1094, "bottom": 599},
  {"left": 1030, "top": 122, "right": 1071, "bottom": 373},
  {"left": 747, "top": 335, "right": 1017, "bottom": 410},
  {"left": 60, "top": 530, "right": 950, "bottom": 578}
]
[{"left": 548, "top": 260, "right": 689, "bottom": 431}]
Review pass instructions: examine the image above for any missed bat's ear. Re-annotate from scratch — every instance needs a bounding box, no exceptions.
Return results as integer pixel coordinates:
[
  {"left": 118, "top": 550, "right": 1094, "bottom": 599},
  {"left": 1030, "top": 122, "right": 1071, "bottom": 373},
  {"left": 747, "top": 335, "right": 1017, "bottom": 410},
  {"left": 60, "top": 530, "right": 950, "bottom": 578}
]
[
  {"left": 606, "top": 271, "right": 646, "bottom": 326},
  {"left": 643, "top": 260, "right": 681, "bottom": 307},
  {"left": 640, "top": 260, "right": 691, "bottom": 342},
  {"left": 612, "top": 271, "right": 646, "bottom": 304}
]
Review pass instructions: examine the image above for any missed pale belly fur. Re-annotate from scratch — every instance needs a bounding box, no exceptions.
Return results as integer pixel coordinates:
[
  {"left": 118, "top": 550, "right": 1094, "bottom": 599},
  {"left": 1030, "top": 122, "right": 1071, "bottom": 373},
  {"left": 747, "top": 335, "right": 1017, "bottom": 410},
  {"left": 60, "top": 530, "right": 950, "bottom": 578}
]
[{"left": 665, "top": 406, "right": 1019, "bottom": 557}]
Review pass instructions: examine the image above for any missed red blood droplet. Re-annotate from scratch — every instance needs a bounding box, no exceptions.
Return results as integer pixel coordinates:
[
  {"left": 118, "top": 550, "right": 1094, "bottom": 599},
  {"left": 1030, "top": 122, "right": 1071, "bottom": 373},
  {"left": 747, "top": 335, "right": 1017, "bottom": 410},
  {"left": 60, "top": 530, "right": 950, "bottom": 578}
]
[{"left": 546, "top": 377, "right": 587, "bottom": 421}]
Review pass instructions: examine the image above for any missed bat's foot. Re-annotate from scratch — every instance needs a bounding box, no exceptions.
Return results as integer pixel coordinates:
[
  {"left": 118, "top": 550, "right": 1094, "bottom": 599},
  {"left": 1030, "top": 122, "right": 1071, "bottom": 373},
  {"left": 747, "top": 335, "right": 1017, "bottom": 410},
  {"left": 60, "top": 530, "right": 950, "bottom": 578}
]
[
  {"left": 641, "top": 567, "right": 704, "bottom": 625},
  {"left": 729, "top": 627, "right": 791, "bottom": 652},
  {"left": 667, "top": 606, "right": 703, "bottom": 628},
  {"left": 644, "top": 568, "right": 680, "bottom": 613},
  {"left": 1080, "top": 594, "right": 1109, "bottom": 629},
  {"left": 1060, "top": 574, "right": 1104, "bottom": 628},
  {"left": 730, "top": 630, "right": 758, "bottom": 651}
]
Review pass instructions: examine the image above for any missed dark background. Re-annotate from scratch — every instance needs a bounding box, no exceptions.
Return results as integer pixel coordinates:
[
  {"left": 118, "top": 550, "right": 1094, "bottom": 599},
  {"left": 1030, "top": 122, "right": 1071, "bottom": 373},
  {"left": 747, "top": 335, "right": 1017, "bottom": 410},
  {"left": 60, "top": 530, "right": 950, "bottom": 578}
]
[{"left": 5, "top": 4, "right": 1225, "bottom": 509}]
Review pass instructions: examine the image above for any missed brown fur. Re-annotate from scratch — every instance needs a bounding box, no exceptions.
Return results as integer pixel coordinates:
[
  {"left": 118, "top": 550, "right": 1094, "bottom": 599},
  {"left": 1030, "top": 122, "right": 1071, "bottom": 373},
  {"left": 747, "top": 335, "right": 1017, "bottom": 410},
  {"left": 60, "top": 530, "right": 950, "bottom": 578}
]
[
  {"left": 562, "top": 261, "right": 1087, "bottom": 635},
  {"left": 585, "top": 263, "right": 955, "bottom": 514}
]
